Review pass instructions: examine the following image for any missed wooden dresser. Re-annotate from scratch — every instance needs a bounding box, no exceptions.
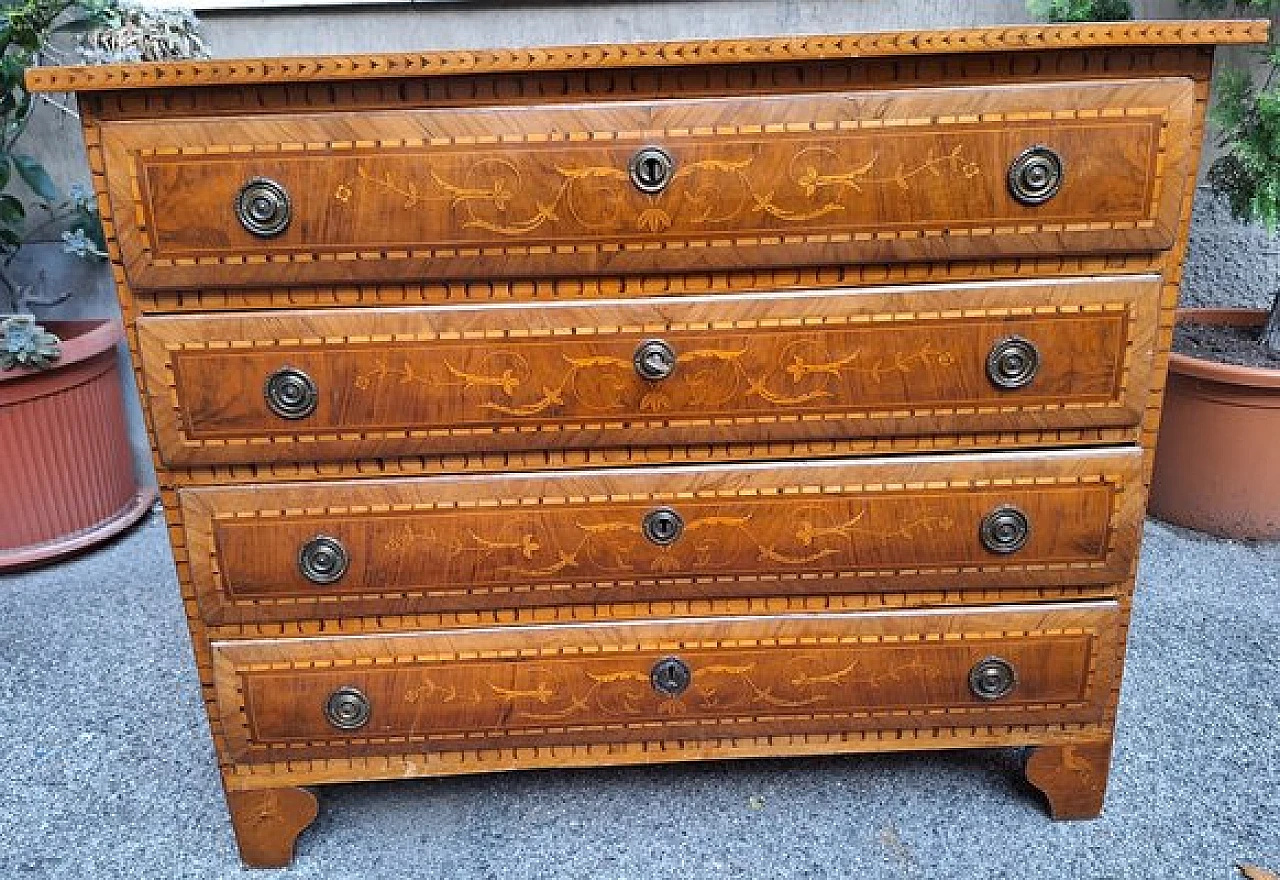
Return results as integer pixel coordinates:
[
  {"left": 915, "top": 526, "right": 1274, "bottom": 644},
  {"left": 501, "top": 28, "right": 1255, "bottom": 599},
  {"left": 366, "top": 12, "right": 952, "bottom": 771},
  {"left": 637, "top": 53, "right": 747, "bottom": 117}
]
[{"left": 29, "top": 20, "right": 1266, "bottom": 867}]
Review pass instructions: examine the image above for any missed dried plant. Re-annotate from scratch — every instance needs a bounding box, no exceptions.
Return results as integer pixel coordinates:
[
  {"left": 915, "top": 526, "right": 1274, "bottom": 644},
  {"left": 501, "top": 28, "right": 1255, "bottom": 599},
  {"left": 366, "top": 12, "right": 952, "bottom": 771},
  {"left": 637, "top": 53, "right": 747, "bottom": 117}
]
[{"left": 77, "top": 1, "right": 208, "bottom": 64}]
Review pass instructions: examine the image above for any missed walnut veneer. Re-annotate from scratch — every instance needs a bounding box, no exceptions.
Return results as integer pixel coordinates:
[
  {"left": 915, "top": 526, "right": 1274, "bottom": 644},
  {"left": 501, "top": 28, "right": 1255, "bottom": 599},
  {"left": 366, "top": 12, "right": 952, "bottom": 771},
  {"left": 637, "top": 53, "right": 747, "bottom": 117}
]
[{"left": 30, "top": 20, "right": 1266, "bottom": 867}]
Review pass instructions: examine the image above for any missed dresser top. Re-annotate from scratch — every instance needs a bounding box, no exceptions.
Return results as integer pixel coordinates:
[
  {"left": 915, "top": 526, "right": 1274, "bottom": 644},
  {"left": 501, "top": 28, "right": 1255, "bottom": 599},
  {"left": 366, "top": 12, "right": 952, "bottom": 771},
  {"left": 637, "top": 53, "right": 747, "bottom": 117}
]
[{"left": 25, "top": 19, "right": 1267, "bottom": 93}]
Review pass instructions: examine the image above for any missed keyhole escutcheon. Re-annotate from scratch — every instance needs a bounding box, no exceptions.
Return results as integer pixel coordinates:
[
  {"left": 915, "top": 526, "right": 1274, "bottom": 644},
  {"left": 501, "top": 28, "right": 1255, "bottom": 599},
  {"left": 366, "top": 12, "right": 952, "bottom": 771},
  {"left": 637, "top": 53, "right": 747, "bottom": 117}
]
[{"left": 629, "top": 147, "right": 674, "bottom": 194}]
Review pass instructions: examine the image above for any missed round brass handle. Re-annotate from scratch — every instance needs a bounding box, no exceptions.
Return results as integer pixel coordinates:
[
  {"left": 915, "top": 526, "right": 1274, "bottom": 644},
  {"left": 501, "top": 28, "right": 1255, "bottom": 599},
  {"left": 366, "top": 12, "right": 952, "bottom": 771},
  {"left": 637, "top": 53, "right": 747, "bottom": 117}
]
[
  {"left": 325, "top": 686, "right": 371, "bottom": 730},
  {"left": 634, "top": 339, "right": 677, "bottom": 381},
  {"left": 986, "top": 336, "right": 1040, "bottom": 391},
  {"left": 629, "top": 146, "right": 674, "bottom": 194},
  {"left": 969, "top": 656, "right": 1018, "bottom": 701},
  {"left": 264, "top": 366, "right": 318, "bottom": 420},
  {"left": 980, "top": 506, "right": 1031, "bottom": 555},
  {"left": 1008, "top": 146, "right": 1064, "bottom": 206},
  {"left": 298, "top": 535, "right": 349, "bottom": 585},
  {"left": 651, "top": 656, "right": 692, "bottom": 697},
  {"left": 235, "top": 176, "right": 291, "bottom": 237},
  {"left": 642, "top": 507, "right": 684, "bottom": 546}
]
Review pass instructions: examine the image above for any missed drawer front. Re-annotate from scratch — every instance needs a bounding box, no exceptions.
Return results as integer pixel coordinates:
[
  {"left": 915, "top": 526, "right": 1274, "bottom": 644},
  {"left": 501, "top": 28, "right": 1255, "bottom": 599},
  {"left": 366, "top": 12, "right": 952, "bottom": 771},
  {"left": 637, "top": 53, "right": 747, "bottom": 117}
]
[
  {"left": 182, "top": 448, "right": 1143, "bottom": 624},
  {"left": 140, "top": 276, "right": 1158, "bottom": 468},
  {"left": 102, "top": 79, "right": 1194, "bottom": 291},
  {"left": 211, "top": 604, "right": 1122, "bottom": 762}
]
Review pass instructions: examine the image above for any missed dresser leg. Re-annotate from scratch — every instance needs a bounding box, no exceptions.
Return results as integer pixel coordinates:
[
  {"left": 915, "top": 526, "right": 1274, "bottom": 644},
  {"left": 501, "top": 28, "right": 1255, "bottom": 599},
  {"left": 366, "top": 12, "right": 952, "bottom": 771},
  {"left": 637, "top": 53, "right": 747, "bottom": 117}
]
[
  {"left": 1024, "top": 740, "right": 1113, "bottom": 820},
  {"left": 225, "top": 786, "right": 319, "bottom": 868}
]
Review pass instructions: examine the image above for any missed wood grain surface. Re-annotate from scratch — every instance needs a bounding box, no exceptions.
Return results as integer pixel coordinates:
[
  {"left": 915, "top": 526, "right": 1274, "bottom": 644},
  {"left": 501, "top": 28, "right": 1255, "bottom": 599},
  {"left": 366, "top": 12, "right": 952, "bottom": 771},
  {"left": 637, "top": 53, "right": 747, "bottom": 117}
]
[
  {"left": 211, "top": 602, "right": 1121, "bottom": 762},
  {"left": 101, "top": 79, "right": 1194, "bottom": 289},
  {"left": 138, "top": 276, "right": 1160, "bottom": 467},
  {"left": 51, "top": 22, "right": 1256, "bottom": 861},
  {"left": 25, "top": 20, "right": 1265, "bottom": 92},
  {"left": 180, "top": 448, "right": 1143, "bottom": 624}
]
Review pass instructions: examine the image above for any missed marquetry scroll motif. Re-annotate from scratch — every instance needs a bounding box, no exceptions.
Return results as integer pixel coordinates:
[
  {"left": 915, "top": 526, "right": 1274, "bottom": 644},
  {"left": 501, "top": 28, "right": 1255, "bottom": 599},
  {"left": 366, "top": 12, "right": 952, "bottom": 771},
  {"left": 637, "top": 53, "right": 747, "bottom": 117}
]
[
  {"left": 99, "top": 78, "right": 1195, "bottom": 290},
  {"left": 346, "top": 336, "right": 957, "bottom": 419},
  {"left": 180, "top": 447, "right": 1146, "bottom": 624},
  {"left": 341, "top": 144, "right": 981, "bottom": 237},
  {"left": 210, "top": 603, "right": 1119, "bottom": 759},
  {"left": 137, "top": 275, "right": 1160, "bottom": 468}
]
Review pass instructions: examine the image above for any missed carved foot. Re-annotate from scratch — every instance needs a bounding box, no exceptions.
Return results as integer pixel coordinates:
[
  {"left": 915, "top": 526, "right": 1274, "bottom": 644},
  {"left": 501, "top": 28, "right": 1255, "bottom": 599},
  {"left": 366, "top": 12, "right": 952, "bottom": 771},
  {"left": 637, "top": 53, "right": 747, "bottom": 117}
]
[
  {"left": 225, "top": 786, "right": 319, "bottom": 868},
  {"left": 1025, "top": 740, "right": 1113, "bottom": 820}
]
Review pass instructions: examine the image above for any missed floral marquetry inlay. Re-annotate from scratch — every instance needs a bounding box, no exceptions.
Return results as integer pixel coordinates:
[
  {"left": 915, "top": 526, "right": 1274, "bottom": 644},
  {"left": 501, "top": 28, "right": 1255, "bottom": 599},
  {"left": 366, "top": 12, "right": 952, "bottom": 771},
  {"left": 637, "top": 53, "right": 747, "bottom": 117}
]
[
  {"left": 350, "top": 336, "right": 957, "bottom": 420},
  {"left": 339, "top": 145, "right": 982, "bottom": 237},
  {"left": 378, "top": 505, "right": 956, "bottom": 580}
]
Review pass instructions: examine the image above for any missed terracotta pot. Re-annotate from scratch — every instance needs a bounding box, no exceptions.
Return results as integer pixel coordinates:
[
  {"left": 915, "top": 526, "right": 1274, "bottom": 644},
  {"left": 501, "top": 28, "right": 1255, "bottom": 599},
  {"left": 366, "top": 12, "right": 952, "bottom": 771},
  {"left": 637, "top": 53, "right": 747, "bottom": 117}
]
[
  {"left": 0, "top": 319, "right": 155, "bottom": 571},
  {"left": 1148, "top": 308, "right": 1280, "bottom": 540}
]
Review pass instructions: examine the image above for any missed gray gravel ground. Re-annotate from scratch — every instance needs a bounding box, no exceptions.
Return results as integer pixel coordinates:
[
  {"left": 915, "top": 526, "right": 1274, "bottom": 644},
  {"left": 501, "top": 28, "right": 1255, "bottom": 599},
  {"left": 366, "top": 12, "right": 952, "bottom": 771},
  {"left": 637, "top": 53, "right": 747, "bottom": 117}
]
[{"left": 1, "top": 511, "right": 1277, "bottom": 880}]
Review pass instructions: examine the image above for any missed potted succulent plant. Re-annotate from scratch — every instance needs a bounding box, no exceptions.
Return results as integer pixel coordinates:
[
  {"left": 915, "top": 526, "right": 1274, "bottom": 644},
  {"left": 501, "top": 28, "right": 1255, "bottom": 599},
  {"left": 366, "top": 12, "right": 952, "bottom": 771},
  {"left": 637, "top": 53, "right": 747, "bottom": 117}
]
[
  {"left": 0, "top": 0, "right": 206, "bottom": 569},
  {"left": 1030, "top": 0, "right": 1280, "bottom": 540}
]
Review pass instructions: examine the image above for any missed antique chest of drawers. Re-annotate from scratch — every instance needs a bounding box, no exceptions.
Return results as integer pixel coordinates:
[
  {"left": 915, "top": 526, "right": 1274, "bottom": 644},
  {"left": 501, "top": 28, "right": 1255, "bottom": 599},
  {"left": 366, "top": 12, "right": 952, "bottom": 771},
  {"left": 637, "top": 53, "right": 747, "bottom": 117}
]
[{"left": 29, "top": 20, "right": 1266, "bottom": 866}]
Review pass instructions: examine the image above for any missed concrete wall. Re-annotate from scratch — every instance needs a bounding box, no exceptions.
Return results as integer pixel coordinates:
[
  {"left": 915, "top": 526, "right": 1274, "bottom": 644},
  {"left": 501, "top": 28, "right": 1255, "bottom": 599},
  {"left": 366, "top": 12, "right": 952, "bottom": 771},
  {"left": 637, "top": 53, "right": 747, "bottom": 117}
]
[{"left": 9, "top": 0, "right": 1277, "bottom": 486}]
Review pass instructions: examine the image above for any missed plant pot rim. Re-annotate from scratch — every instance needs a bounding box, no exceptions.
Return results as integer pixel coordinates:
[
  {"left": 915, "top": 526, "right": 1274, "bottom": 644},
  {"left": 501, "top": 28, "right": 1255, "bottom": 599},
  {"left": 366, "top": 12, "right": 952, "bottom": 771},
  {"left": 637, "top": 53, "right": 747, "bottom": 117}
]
[
  {"left": 0, "top": 318, "right": 123, "bottom": 384},
  {"left": 1171, "top": 307, "right": 1280, "bottom": 390}
]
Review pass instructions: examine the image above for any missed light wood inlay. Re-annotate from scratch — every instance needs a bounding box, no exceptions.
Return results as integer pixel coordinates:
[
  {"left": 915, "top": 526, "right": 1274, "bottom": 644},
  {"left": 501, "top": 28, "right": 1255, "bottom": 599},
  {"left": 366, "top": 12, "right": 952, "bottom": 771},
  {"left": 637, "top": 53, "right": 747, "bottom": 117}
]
[
  {"left": 101, "top": 80, "right": 1194, "bottom": 289},
  {"left": 32, "top": 21, "right": 1262, "bottom": 864},
  {"left": 138, "top": 276, "right": 1159, "bottom": 467},
  {"left": 180, "top": 448, "right": 1143, "bottom": 624},
  {"left": 211, "top": 603, "right": 1121, "bottom": 762}
]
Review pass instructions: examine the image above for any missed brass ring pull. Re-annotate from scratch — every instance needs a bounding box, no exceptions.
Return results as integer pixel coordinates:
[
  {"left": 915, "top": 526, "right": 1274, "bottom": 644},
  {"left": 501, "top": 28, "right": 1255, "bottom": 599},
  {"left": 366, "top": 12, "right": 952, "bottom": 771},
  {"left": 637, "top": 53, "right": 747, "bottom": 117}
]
[
  {"left": 325, "top": 686, "right": 371, "bottom": 730},
  {"left": 986, "top": 336, "right": 1040, "bottom": 391},
  {"left": 1008, "top": 146, "right": 1064, "bottom": 206},
  {"left": 980, "top": 506, "right": 1031, "bottom": 555},
  {"left": 969, "top": 657, "right": 1018, "bottom": 701},
  {"left": 235, "top": 176, "right": 291, "bottom": 237},
  {"left": 651, "top": 657, "right": 692, "bottom": 697},
  {"left": 629, "top": 146, "right": 674, "bottom": 194},
  {"left": 634, "top": 339, "right": 677, "bottom": 381},
  {"left": 264, "top": 366, "right": 318, "bottom": 420},
  {"left": 298, "top": 535, "right": 349, "bottom": 585}
]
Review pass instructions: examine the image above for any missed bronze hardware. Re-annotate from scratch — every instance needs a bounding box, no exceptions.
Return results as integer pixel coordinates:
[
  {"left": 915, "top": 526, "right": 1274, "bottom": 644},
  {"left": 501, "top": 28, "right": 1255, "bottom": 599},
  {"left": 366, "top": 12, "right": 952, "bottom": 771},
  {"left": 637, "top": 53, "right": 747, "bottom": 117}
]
[
  {"left": 986, "top": 336, "right": 1040, "bottom": 390},
  {"left": 1008, "top": 146, "right": 1063, "bottom": 206},
  {"left": 235, "top": 176, "right": 291, "bottom": 237},
  {"left": 633, "top": 339, "right": 678, "bottom": 381},
  {"left": 650, "top": 657, "right": 692, "bottom": 697},
  {"left": 264, "top": 366, "right": 318, "bottom": 420},
  {"left": 980, "top": 506, "right": 1031, "bottom": 555},
  {"left": 969, "top": 657, "right": 1018, "bottom": 701},
  {"left": 324, "top": 686, "right": 371, "bottom": 730},
  {"left": 298, "top": 535, "right": 349, "bottom": 585},
  {"left": 629, "top": 146, "right": 674, "bottom": 194},
  {"left": 642, "top": 507, "right": 684, "bottom": 546}
]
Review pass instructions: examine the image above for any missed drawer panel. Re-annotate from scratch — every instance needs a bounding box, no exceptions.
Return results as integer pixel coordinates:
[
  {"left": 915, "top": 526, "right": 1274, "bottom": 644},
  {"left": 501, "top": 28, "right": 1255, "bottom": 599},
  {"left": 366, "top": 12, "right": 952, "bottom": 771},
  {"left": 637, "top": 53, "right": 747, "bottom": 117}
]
[
  {"left": 102, "top": 78, "right": 1195, "bottom": 291},
  {"left": 211, "top": 603, "right": 1122, "bottom": 762},
  {"left": 182, "top": 448, "right": 1144, "bottom": 624},
  {"left": 140, "top": 276, "right": 1159, "bottom": 468}
]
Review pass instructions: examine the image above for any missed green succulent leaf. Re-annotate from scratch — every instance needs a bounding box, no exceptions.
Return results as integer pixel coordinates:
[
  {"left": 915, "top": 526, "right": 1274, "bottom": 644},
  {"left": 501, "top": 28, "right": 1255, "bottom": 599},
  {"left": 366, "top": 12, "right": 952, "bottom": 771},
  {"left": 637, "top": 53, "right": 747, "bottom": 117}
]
[
  {"left": 0, "top": 192, "right": 25, "bottom": 225},
  {"left": 11, "top": 154, "right": 57, "bottom": 201}
]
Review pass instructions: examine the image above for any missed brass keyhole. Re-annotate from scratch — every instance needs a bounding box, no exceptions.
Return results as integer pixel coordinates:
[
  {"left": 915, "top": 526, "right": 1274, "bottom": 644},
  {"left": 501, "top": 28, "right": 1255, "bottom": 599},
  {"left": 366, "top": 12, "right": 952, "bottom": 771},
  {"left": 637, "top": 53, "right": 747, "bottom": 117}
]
[
  {"left": 651, "top": 657, "right": 692, "bottom": 697},
  {"left": 629, "top": 147, "right": 674, "bottom": 194}
]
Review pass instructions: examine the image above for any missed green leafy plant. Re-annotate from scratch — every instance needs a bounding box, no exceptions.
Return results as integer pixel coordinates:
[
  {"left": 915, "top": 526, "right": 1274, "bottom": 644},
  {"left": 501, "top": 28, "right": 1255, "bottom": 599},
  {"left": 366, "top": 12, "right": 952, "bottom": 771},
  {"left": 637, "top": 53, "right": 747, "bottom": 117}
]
[
  {"left": 0, "top": 0, "right": 207, "bottom": 315},
  {"left": 0, "top": 0, "right": 117, "bottom": 314},
  {"left": 1026, "top": 0, "right": 1134, "bottom": 21},
  {"left": 1029, "top": 0, "right": 1280, "bottom": 359}
]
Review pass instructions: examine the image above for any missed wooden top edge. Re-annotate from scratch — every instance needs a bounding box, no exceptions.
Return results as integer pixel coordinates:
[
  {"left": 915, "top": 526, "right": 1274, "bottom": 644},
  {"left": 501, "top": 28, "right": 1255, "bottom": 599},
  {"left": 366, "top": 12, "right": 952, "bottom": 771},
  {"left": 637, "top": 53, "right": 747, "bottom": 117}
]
[{"left": 24, "top": 19, "right": 1269, "bottom": 93}]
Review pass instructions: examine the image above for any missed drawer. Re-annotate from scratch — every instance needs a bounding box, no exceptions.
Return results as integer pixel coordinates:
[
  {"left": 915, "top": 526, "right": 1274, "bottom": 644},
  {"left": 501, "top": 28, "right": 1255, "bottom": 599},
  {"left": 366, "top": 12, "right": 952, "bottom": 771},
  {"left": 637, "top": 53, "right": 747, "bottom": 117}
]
[
  {"left": 182, "top": 448, "right": 1143, "bottom": 624},
  {"left": 140, "top": 276, "right": 1159, "bottom": 468},
  {"left": 210, "top": 602, "right": 1122, "bottom": 762},
  {"left": 101, "top": 78, "right": 1195, "bottom": 291}
]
